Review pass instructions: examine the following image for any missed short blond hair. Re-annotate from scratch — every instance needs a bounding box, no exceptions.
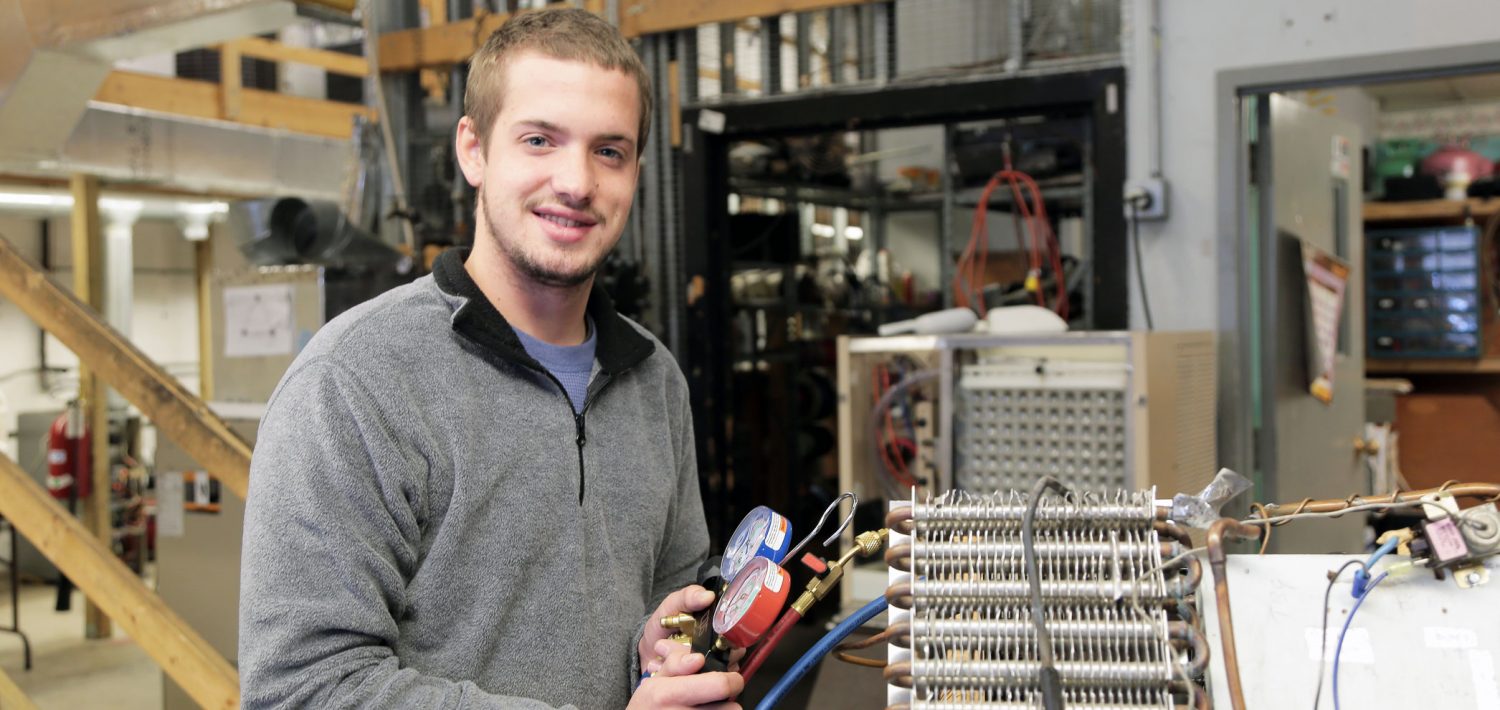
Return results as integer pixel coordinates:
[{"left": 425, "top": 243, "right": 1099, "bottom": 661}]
[{"left": 464, "top": 8, "right": 652, "bottom": 154}]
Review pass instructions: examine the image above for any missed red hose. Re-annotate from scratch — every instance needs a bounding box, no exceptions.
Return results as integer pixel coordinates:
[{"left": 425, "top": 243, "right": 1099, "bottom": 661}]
[{"left": 738, "top": 607, "right": 804, "bottom": 684}]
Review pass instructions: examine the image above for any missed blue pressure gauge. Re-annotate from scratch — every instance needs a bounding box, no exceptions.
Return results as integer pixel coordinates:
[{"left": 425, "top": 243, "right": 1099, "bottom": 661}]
[{"left": 721, "top": 505, "right": 792, "bottom": 581}]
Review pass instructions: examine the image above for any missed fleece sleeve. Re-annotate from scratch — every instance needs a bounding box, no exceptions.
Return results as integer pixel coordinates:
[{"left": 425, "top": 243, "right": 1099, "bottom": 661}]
[
  {"left": 237, "top": 358, "right": 569, "bottom": 710},
  {"left": 652, "top": 370, "right": 710, "bottom": 605},
  {"left": 627, "top": 367, "right": 711, "bottom": 687}
]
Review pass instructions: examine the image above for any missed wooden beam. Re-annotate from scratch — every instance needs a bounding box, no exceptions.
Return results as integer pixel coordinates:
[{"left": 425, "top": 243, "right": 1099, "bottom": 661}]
[
  {"left": 1363, "top": 197, "right": 1500, "bottom": 224},
  {"left": 378, "top": 12, "right": 509, "bottom": 72},
  {"left": 237, "top": 84, "right": 376, "bottom": 139},
  {"left": 231, "top": 36, "right": 370, "bottom": 77},
  {"left": 299, "top": 0, "right": 357, "bottom": 12},
  {"left": 618, "top": 0, "right": 870, "bottom": 38},
  {"left": 93, "top": 71, "right": 375, "bottom": 140},
  {"left": 195, "top": 239, "right": 214, "bottom": 402},
  {"left": 0, "top": 452, "right": 238, "bottom": 710},
  {"left": 0, "top": 235, "right": 252, "bottom": 500},
  {"left": 95, "top": 71, "right": 217, "bottom": 119},
  {"left": 0, "top": 664, "right": 38, "bottom": 710},
  {"left": 376, "top": 1, "right": 876, "bottom": 72},
  {"left": 69, "top": 174, "right": 112, "bottom": 641}
]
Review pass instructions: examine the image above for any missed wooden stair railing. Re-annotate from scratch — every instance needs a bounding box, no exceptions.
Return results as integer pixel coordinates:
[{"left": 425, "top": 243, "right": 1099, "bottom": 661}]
[{"left": 0, "top": 452, "right": 239, "bottom": 709}]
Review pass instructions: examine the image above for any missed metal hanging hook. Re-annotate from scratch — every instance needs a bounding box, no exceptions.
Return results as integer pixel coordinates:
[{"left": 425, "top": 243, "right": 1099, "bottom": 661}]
[{"left": 784, "top": 491, "right": 858, "bottom": 563}]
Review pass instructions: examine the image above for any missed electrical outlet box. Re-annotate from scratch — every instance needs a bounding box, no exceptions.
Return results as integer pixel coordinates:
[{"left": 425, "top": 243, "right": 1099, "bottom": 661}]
[{"left": 1124, "top": 178, "right": 1168, "bottom": 220}]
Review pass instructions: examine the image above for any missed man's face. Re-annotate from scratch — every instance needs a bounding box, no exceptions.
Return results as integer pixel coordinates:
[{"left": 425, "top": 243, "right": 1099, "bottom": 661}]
[{"left": 458, "top": 51, "right": 641, "bottom": 288}]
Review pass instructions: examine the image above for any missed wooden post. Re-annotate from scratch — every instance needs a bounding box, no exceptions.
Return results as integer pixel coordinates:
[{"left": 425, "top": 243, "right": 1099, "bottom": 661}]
[
  {"left": 221, "top": 42, "right": 243, "bottom": 121},
  {"left": 195, "top": 239, "right": 214, "bottom": 401},
  {"left": 418, "top": 0, "right": 449, "bottom": 102},
  {"left": 0, "top": 452, "right": 239, "bottom": 710},
  {"left": 69, "top": 174, "right": 113, "bottom": 640}
]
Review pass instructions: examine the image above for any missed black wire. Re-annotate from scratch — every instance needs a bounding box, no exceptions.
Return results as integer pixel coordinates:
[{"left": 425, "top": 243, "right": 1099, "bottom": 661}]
[
  {"left": 1312, "top": 559, "right": 1366, "bottom": 710},
  {"left": 1128, "top": 199, "right": 1154, "bottom": 331},
  {"left": 1023, "top": 475, "right": 1070, "bottom": 710}
]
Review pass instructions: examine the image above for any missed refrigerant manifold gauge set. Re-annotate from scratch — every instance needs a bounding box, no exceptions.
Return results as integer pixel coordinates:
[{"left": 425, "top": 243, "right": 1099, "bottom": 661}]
[{"left": 661, "top": 494, "right": 888, "bottom": 683}]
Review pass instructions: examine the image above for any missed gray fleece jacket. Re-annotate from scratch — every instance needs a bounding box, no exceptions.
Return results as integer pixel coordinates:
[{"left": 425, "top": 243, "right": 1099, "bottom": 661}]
[{"left": 238, "top": 248, "right": 709, "bottom": 709}]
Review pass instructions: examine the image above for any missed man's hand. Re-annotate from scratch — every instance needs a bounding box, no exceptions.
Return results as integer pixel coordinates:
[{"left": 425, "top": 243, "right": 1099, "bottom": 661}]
[
  {"left": 640, "top": 584, "right": 717, "bottom": 667},
  {"left": 632, "top": 640, "right": 743, "bottom": 710}
]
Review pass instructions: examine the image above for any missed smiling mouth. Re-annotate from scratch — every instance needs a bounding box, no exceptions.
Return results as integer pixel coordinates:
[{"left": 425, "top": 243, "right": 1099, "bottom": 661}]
[{"left": 535, "top": 211, "right": 596, "bottom": 229}]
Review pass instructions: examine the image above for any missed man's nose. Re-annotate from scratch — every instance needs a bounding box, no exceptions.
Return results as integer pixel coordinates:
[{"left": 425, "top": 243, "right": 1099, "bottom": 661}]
[{"left": 551, "top": 146, "right": 595, "bottom": 204}]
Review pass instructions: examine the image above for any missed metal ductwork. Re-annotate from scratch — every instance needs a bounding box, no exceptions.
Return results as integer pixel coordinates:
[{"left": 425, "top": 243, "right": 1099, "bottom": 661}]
[
  {"left": 229, "top": 197, "right": 400, "bottom": 268},
  {"left": 0, "top": 0, "right": 305, "bottom": 163},
  {"left": 43, "top": 103, "right": 352, "bottom": 200}
]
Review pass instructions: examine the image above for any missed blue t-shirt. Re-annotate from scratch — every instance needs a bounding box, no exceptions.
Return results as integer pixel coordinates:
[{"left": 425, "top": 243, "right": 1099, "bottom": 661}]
[{"left": 514, "top": 318, "right": 596, "bottom": 414}]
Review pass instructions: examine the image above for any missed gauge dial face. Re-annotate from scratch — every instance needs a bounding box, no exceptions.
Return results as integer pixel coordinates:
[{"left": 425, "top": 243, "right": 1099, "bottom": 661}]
[
  {"left": 714, "top": 564, "right": 767, "bottom": 631},
  {"left": 722, "top": 506, "right": 789, "bottom": 580},
  {"left": 712, "top": 556, "right": 789, "bottom": 646}
]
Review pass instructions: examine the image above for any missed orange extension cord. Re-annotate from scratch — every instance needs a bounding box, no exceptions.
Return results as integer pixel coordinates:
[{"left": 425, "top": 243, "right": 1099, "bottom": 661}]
[{"left": 952, "top": 161, "right": 1067, "bottom": 321}]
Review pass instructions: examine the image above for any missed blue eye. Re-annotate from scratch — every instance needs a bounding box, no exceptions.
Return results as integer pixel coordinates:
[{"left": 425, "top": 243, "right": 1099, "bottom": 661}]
[
  {"left": 599, "top": 147, "right": 624, "bottom": 160},
  {"left": 524, "top": 136, "right": 548, "bottom": 147}
]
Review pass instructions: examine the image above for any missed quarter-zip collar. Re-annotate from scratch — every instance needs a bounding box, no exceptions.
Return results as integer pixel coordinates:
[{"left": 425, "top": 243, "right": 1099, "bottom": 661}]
[{"left": 432, "top": 247, "right": 654, "bottom": 376}]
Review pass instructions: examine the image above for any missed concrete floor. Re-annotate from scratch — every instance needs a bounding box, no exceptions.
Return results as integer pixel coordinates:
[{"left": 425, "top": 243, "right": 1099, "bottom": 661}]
[{"left": 0, "top": 581, "right": 161, "bottom": 710}]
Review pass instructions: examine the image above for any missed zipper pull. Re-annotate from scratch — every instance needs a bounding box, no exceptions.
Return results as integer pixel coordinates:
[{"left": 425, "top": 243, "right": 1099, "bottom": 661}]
[{"left": 574, "top": 413, "right": 586, "bottom": 447}]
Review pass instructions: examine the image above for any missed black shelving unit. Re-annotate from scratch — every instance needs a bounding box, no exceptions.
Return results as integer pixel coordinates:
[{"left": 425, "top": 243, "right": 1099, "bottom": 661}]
[{"left": 680, "top": 68, "right": 1128, "bottom": 546}]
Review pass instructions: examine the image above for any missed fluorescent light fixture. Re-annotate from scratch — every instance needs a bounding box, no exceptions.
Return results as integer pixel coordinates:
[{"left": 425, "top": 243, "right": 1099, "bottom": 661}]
[
  {"left": 845, "top": 226, "right": 864, "bottom": 240},
  {"left": 178, "top": 201, "right": 228, "bottom": 216},
  {"left": 100, "top": 197, "right": 145, "bottom": 216},
  {"left": 811, "top": 223, "right": 836, "bottom": 238},
  {"left": 0, "top": 188, "right": 229, "bottom": 234},
  {"left": 0, "top": 192, "right": 71, "bottom": 208}
]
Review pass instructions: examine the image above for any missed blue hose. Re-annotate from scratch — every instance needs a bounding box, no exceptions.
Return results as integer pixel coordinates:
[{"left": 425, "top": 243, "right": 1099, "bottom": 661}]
[
  {"left": 1353, "top": 537, "right": 1398, "bottom": 597},
  {"left": 1333, "top": 570, "right": 1388, "bottom": 710},
  {"left": 754, "top": 596, "right": 889, "bottom": 710}
]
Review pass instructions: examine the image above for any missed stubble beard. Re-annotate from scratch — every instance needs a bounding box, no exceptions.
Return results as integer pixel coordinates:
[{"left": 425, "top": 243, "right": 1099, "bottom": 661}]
[{"left": 480, "top": 184, "right": 608, "bottom": 289}]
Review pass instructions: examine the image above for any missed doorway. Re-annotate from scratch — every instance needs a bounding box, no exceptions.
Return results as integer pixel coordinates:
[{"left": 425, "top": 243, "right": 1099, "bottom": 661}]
[{"left": 1223, "top": 54, "right": 1500, "bottom": 552}]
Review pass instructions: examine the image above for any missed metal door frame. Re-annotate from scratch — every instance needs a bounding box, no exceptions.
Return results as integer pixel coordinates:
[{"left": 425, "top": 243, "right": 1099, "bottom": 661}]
[{"left": 1214, "top": 42, "right": 1500, "bottom": 505}]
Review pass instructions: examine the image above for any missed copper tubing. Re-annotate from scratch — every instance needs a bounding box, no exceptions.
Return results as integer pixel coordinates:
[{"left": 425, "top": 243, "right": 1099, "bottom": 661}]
[
  {"left": 886, "top": 541, "right": 911, "bottom": 571},
  {"left": 886, "top": 505, "right": 915, "bottom": 535},
  {"left": 886, "top": 580, "right": 914, "bottom": 610},
  {"left": 1206, "top": 517, "right": 1262, "bottom": 710},
  {"left": 884, "top": 660, "right": 914, "bottom": 688},
  {"left": 1259, "top": 481, "right": 1500, "bottom": 519},
  {"left": 1179, "top": 556, "right": 1203, "bottom": 594},
  {"left": 886, "top": 620, "right": 911, "bottom": 648},
  {"left": 1168, "top": 620, "right": 1210, "bottom": 678},
  {"left": 1154, "top": 520, "right": 1194, "bottom": 547}
]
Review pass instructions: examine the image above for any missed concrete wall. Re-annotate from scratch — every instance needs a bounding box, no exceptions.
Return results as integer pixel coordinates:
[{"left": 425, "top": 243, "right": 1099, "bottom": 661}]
[{"left": 1123, "top": 0, "right": 1500, "bottom": 331}]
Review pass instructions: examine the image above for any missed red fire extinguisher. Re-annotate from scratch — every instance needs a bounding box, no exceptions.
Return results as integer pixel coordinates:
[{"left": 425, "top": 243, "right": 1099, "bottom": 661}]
[{"left": 46, "top": 408, "right": 91, "bottom": 500}]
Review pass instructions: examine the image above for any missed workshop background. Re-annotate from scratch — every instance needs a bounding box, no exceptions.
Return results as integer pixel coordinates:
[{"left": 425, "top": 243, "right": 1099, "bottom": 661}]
[{"left": 3, "top": 1, "right": 1500, "bottom": 708}]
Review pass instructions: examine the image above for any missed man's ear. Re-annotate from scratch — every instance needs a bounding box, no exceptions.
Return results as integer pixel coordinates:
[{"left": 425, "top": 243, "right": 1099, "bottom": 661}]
[{"left": 455, "top": 116, "right": 486, "bottom": 188}]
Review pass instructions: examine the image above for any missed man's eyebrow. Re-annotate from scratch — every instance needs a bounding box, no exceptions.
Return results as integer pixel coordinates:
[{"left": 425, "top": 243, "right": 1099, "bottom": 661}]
[
  {"left": 515, "top": 119, "right": 565, "bottom": 134},
  {"left": 515, "top": 119, "right": 635, "bottom": 151},
  {"left": 597, "top": 133, "right": 637, "bottom": 151}
]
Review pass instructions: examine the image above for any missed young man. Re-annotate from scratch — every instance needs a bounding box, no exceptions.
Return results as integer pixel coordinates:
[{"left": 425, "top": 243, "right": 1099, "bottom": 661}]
[{"left": 239, "top": 9, "right": 741, "bottom": 708}]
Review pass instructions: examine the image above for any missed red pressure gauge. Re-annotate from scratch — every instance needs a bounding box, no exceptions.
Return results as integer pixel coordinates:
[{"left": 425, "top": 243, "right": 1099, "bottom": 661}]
[{"left": 712, "top": 555, "right": 790, "bottom": 648}]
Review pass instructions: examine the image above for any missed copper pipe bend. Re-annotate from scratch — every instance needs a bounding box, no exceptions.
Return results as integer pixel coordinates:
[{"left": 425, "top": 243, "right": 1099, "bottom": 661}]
[{"left": 1207, "top": 518, "right": 1261, "bottom": 710}]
